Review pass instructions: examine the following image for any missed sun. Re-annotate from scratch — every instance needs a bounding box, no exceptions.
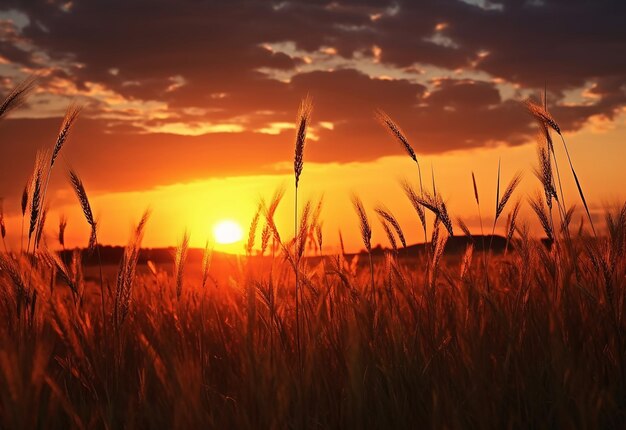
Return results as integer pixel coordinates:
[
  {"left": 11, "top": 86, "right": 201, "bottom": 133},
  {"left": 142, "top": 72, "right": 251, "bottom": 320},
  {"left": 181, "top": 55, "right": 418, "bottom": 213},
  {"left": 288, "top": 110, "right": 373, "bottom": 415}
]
[{"left": 213, "top": 220, "right": 243, "bottom": 245}]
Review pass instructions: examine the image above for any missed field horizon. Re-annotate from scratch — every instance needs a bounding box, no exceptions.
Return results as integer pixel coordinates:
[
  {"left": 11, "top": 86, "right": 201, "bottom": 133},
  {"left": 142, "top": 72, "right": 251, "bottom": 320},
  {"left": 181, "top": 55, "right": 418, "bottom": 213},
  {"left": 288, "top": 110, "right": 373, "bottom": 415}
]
[{"left": 1, "top": 78, "right": 625, "bottom": 427}]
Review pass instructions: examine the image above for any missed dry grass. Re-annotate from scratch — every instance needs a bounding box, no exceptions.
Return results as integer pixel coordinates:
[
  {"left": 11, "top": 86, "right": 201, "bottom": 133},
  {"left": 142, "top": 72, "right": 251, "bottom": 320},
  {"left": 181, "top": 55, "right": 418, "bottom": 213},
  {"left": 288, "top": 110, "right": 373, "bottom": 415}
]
[{"left": 0, "top": 81, "right": 625, "bottom": 430}]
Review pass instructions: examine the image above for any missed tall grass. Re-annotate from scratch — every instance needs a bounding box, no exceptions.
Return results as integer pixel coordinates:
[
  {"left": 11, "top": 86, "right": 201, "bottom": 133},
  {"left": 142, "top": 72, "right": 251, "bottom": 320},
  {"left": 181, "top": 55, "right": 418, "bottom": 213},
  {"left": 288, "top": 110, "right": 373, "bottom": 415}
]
[
  {"left": 68, "top": 169, "right": 106, "bottom": 340},
  {"left": 489, "top": 162, "right": 522, "bottom": 250},
  {"left": 26, "top": 151, "right": 46, "bottom": 254},
  {"left": 35, "top": 104, "right": 82, "bottom": 250},
  {"left": 524, "top": 98, "right": 596, "bottom": 236},
  {"left": 378, "top": 110, "right": 428, "bottom": 248},
  {"left": 0, "top": 80, "right": 625, "bottom": 429},
  {"left": 293, "top": 96, "right": 312, "bottom": 369},
  {"left": 174, "top": 230, "right": 190, "bottom": 301},
  {"left": 351, "top": 193, "right": 374, "bottom": 303}
]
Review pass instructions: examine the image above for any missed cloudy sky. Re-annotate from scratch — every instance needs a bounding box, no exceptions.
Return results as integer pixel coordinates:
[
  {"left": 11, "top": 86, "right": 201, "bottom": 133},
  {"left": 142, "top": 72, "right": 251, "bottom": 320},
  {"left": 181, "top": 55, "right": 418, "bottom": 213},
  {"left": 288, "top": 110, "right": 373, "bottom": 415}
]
[{"left": 0, "top": 0, "right": 625, "bottom": 251}]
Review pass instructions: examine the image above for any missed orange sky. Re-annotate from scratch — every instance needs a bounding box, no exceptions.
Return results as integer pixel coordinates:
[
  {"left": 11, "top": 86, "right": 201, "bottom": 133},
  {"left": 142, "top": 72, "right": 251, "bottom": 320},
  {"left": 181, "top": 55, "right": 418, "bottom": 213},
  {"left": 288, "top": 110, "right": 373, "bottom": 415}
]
[{"left": 0, "top": 1, "right": 625, "bottom": 253}]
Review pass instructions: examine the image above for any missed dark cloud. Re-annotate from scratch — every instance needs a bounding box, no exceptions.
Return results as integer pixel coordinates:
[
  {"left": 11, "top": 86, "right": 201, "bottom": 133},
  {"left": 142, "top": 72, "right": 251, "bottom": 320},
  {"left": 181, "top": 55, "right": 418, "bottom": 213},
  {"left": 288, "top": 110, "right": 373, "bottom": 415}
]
[
  {"left": 0, "top": 0, "right": 624, "bottom": 198},
  {"left": 426, "top": 79, "right": 501, "bottom": 108},
  {"left": 372, "top": 1, "right": 626, "bottom": 90},
  {"left": 3, "top": 0, "right": 624, "bottom": 89}
]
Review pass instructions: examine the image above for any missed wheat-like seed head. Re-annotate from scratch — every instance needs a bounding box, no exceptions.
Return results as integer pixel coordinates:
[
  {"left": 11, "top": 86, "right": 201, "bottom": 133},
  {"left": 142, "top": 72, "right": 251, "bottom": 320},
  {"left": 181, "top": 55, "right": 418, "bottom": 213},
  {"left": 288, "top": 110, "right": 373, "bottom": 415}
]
[
  {"left": 534, "top": 145, "right": 557, "bottom": 210},
  {"left": 460, "top": 243, "right": 474, "bottom": 279},
  {"left": 115, "top": 210, "right": 150, "bottom": 327},
  {"left": 201, "top": 241, "right": 212, "bottom": 289},
  {"left": 338, "top": 229, "right": 346, "bottom": 256},
  {"left": 538, "top": 120, "right": 555, "bottom": 154},
  {"left": 0, "top": 253, "right": 30, "bottom": 303},
  {"left": 246, "top": 204, "right": 262, "bottom": 256},
  {"left": 87, "top": 228, "right": 97, "bottom": 251},
  {"left": 51, "top": 103, "right": 82, "bottom": 167},
  {"left": 146, "top": 260, "right": 157, "bottom": 278},
  {"left": 375, "top": 206, "right": 406, "bottom": 248},
  {"left": 471, "top": 172, "right": 480, "bottom": 206},
  {"left": 438, "top": 200, "right": 453, "bottom": 237},
  {"left": 294, "top": 96, "right": 313, "bottom": 189},
  {"left": 264, "top": 212, "right": 296, "bottom": 270},
  {"left": 35, "top": 205, "right": 49, "bottom": 247},
  {"left": 260, "top": 185, "right": 287, "bottom": 251},
  {"left": 376, "top": 109, "right": 418, "bottom": 164},
  {"left": 68, "top": 170, "right": 95, "bottom": 228},
  {"left": 495, "top": 159, "right": 501, "bottom": 216},
  {"left": 260, "top": 224, "right": 271, "bottom": 256},
  {"left": 175, "top": 231, "right": 190, "bottom": 299},
  {"left": 309, "top": 196, "right": 324, "bottom": 237},
  {"left": 0, "top": 75, "right": 37, "bottom": 120},
  {"left": 21, "top": 177, "right": 30, "bottom": 217},
  {"left": 404, "top": 187, "right": 453, "bottom": 237},
  {"left": 269, "top": 185, "right": 286, "bottom": 217},
  {"left": 58, "top": 215, "right": 67, "bottom": 248},
  {"left": 523, "top": 98, "right": 561, "bottom": 135},
  {"left": 70, "top": 248, "right": 84, "bottom": 296},
  {"left": 401, "top": 179, "right": 427, "bottom": 231},
  {"left": 68, "top": 169, "right": 97, "bottom": 249},
  {"left": 315, "top": 223, "right": 323, "bottom": 251},
  {"left": 263, "top": 207, "right": 283, "bottom": 248},
  {"left": 529, "top": 193, "right": 553, "bottom": 242},
  {"left": 297, "top": 200, "right": 312, "bottom": 260},
  {"left": 259, "top": 186, "right": 286, "bottom": 256},
  {"left": 456, "top": 218, "right": 472, "bottom": 238},
  {"left": 310, "top": 196, "right": 324, "bottom": 224},
  {"left": 351, "top": 194, "right": 372, "bottom": 253},
  {"left": 496, "top": 172, "right": 523, "bottom": 221},
  {"left": 506, "top": 199, "right": 522, "bottom": 243},
  {"left": 379, "top": 218, "right": 398, "bottom": 253},
  {"left": 429, "top": 230, "right": 448, "bottom": 285},
  {"left": 44, "top": 248, "right": 78, "bottom": 296},
  {"left": 135, "top": 209, "right": 150, "bottom": 239},
  {"left": 28, "top": 152, "right": 47, "bottom": 241},
  {"left": 563, "top": 205, "right": 579, "bottom": 233}
]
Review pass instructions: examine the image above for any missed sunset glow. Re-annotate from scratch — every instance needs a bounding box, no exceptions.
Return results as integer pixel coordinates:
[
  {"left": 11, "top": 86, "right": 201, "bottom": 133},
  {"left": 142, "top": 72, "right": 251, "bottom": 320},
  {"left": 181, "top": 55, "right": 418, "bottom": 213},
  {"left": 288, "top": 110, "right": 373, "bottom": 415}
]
[{"left": 0, "top": 1, "right": 623, "bottom": 252}]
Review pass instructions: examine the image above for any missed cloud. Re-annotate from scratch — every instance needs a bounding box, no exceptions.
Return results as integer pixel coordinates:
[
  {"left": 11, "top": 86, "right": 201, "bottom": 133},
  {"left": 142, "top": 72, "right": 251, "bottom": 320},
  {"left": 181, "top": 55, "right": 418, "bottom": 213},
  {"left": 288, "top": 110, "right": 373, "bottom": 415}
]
[{"left": 0, "top": 0, "right": 624, "bottom": 199}]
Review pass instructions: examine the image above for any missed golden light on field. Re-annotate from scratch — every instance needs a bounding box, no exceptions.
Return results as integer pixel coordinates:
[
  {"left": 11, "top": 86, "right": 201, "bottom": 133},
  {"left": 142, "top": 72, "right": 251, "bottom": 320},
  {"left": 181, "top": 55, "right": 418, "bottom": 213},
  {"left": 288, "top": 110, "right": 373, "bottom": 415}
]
[{"left": 213, "top": 219, "right": 243, "bottom": 245}]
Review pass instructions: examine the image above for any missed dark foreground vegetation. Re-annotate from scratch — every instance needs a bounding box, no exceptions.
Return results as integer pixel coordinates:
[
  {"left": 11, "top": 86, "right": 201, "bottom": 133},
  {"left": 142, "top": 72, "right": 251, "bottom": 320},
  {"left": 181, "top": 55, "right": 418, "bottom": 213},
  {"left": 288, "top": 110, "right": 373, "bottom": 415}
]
[{"left": 0, "top": 78, "right": 625, "bottom": 429}]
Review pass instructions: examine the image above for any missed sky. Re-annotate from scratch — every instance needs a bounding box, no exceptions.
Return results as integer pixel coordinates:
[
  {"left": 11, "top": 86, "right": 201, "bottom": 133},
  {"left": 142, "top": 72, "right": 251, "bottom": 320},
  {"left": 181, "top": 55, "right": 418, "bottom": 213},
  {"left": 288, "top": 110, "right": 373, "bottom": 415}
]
[{"left": 0, "top": 0, "right": 625, "bottom": 253}]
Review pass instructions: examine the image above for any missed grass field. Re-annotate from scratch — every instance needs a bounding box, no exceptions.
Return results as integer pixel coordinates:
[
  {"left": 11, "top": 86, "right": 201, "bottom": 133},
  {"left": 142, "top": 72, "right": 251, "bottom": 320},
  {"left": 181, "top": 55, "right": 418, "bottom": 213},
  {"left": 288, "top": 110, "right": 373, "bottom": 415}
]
[{"left": 1, "top": 80, "right": 625, "bottom": 429}]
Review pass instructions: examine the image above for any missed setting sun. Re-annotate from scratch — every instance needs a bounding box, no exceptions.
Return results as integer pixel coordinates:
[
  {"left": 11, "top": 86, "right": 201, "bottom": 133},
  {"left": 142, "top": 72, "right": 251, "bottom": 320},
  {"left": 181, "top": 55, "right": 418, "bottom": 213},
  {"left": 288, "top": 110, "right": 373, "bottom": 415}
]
[{"left": 213, "top": 219, "right": 243, "bottom": 244}]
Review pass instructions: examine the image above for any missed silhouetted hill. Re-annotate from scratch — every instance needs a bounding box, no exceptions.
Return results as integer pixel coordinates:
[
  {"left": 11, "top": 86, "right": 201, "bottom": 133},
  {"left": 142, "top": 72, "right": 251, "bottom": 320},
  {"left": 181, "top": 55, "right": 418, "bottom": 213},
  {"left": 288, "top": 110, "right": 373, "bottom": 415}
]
[
  {"left": 60, "top": 246, "right": 211, "bottom": 266},
  {"left": 361, "top": 235, "right": 503, "bottom": 257},
  {"left": 64, "top": 234, "right": 554, "bottom": 266},
  {"left": 404, "top": 234, "right": 508, "bottom": 255}
]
